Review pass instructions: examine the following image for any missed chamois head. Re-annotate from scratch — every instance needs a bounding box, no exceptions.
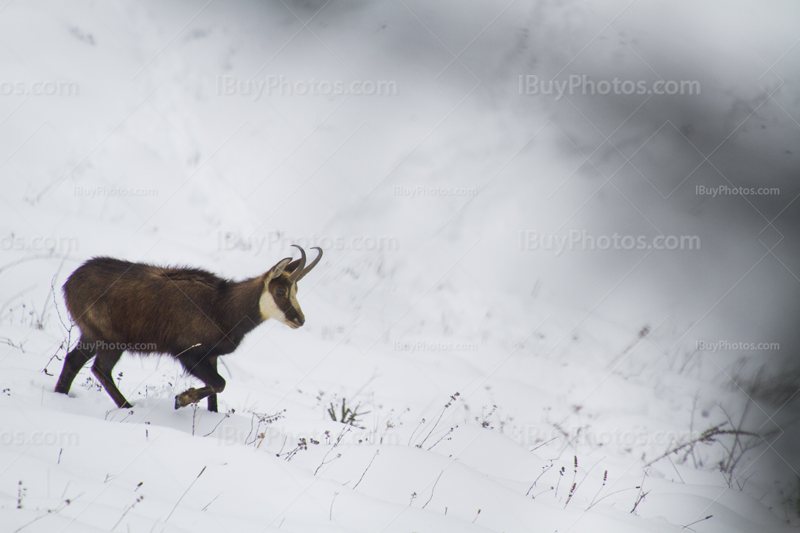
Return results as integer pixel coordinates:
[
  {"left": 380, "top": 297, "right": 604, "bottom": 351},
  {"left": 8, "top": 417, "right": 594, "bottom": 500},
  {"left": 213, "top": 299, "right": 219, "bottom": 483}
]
[{"left": 259, "top": 245, "right": 323, "bottom": 328}]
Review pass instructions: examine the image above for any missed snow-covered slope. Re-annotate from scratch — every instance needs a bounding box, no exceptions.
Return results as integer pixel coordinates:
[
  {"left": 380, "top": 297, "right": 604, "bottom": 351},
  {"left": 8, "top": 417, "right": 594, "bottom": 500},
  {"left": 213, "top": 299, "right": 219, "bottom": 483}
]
[{"left": 1, "top": 1, "right": 799, "bottom": 531}]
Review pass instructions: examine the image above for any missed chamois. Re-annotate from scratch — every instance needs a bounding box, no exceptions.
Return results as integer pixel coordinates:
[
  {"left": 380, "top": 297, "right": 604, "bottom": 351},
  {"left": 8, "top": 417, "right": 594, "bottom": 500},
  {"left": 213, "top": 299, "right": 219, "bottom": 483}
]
[{"left": 54, "top": 245, "right": 322, "bottom": 412}]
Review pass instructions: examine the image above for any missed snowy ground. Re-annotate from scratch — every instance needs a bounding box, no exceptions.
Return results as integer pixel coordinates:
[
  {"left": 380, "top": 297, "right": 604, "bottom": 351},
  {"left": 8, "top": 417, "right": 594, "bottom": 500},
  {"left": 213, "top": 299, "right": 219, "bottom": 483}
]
[{"left": 1, "top": 1, "right": 799, "bottom": 531}]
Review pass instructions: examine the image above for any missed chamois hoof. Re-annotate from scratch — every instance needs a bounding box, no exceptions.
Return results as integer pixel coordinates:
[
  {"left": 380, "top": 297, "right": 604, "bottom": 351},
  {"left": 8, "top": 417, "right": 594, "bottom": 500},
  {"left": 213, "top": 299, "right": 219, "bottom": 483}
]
[
  {"left": 174, "top": 393, "right": 187, "bottom": 410},
  {"left": 175, "top": 388, "right": 200, "bottom": 410}
]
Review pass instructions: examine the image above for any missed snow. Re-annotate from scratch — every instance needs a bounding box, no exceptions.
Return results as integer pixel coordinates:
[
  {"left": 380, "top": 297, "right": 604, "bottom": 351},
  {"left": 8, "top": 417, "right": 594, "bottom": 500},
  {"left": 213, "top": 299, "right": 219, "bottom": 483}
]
[{"left": 1, "top": 0, "right": 799, "bottom": 531}]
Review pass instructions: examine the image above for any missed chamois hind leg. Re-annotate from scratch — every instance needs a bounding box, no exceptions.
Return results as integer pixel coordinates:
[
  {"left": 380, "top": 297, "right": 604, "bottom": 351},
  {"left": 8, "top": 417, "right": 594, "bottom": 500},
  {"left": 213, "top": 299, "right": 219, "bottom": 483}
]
[
  {"left": 175, "top": 354, "right": 225, "bottom": 411},
  {"left": 91, "top": 349, "right": 132, "bottom": 409},
  {"left": 55, "top": 334, "right": 96, "bottom": 395}
]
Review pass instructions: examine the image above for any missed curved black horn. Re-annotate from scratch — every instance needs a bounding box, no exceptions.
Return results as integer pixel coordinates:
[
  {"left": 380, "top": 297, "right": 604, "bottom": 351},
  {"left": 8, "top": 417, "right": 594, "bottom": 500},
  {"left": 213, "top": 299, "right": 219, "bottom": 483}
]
[
  {"left": 288, "top": 245, "right": 306, "bottom": 282},
  {"left": 295, "top": 247, "right": 322, "bottom": 281}
]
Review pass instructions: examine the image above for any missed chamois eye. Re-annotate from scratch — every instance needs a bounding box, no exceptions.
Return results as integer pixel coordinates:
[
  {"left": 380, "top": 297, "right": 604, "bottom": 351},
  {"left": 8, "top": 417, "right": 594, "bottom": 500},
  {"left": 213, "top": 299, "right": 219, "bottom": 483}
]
[{"left": 276, "top": 288, "right": 287, "bottom": 297}]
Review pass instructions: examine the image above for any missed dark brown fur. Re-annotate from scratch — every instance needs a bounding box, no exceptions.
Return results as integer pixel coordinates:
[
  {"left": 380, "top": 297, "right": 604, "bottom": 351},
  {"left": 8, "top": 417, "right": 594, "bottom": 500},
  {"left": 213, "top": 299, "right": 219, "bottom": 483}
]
[{"left": 54, "top": 256, "right": 307, "bottom": 411}]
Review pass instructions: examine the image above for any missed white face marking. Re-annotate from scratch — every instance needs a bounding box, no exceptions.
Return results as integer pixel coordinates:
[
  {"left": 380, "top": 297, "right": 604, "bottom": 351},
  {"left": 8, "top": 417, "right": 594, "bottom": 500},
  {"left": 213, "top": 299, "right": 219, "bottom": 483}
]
[
  {"left": 258, "top": 276, "right": 302, "bottom": 327},
  {"left": 258, "top": 259, "right": 293, "bottom": 325},
  {"left": 289, "top": 283, "right": 299, "bottom": 312},
  {"left": 258, "top": 286, "right": 286, "bottom": 324}
]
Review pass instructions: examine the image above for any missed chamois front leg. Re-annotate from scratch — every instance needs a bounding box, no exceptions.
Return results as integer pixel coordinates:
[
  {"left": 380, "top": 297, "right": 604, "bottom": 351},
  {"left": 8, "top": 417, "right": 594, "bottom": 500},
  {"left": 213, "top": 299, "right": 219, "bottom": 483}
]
[{"left": 175, "top": 354, "right": 225, "bottom": 411}]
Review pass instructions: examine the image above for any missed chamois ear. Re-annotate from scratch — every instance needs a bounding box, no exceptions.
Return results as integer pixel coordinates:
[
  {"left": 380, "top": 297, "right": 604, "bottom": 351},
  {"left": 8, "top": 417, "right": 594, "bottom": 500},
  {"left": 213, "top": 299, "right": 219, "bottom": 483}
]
[{"left": 266, "top": 257, "right": 292, "bottom": 281}]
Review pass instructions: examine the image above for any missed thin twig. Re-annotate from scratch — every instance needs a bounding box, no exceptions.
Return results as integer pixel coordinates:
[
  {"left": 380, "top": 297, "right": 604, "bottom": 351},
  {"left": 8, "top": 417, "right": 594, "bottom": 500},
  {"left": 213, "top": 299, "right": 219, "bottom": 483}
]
[
  {"left": 165, "top": 466, "right": 206, "bottom": 522},
  {"left": 526, "top": 462, "right": 553, "bottom": 497},
  {"left": 329, "top": 492, "right": 339, "bottom": 521},
  {"left": 572, "top": 456, "right": 603, "bottom": 498},
  {"left": 13, "top": 499, "right": 72, "bottom": 533},
  {"left": 688, "top": 393, "right": 699, "bottom": 468},
  {"left": 427, "top": 426, "right": 457, "bottom": 451},
  {"left": 203, "top": 411, "right": 232, "bottom": 438},
  {"left": 422, "top": 471, "right": 444, "bottom": 509},
  {"left": 1, "top": 337, "right": 25, "bottom": 352},
  {"left": 191, "top": 404, "right": 199, "bottom": 436},
  {"left": 0, "top": 284, "right": 36, "bottom": 321},
  {"left": 682, "top": 514, "right": 712, "bottom": 530},
  {"left": 530, "top": 436, "right": 558, "bottom": 452},
  {"left": 416, "top": 393, "right": 459, "bottom": 448},
  {"left": 315, "top": 426, "right": 350, "bottom": 476},
  {"left": 630, "top": 471, "right": 649, "bottom": 514},
  {"left": 643, "top": 424, "right": 760, "bottom": 468},
  {"left": 201, "top": 493, "right": 221, "bottom": 511},
  {"left": 40, "top": 261, "right": 66, "bottom": 328},
  {"left": 586, "top": 470, "right": 608, "bottom": 510},
  {"left": 564, "top": 456, "right": 578, "bottom": 507},
  {"left": 408, "top": 418, "right": 426, "bottom": 446},
  {"left": 111, "top": 495, "right": 144, "bottom": 531},
  {"left": 353, "top": 450, "right": 379, "bottom": 490},
  {"left": 587, "top": 486, "right": 639, "bottom": 510}
]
